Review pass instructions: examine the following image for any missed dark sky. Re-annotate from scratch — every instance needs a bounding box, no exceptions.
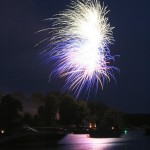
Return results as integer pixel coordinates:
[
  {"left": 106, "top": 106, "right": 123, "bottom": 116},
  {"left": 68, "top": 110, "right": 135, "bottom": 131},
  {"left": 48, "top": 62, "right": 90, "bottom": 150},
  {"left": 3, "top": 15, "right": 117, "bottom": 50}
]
[{"left": 0, "top": 0, "right": 150, "bottom": 113}]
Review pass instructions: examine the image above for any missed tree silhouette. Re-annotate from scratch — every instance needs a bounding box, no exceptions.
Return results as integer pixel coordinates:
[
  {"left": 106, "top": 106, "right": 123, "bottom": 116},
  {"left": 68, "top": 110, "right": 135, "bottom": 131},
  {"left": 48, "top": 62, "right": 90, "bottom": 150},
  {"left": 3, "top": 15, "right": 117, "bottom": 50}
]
[
  {"left": 76, "top": 101, "right": 90, "bottom": 125},
  {"left": 0, "top": 95, "right": 23, "bottom": 133},
  {"left": 87, "top": 100, "right": 107, "bottom": 126},
  {"left": 36, "top": 93, "right": 59, "bottom": 126},
  {"left": 101, "top": 108, "right": 124, "bottom": 130},
  {"left": 59, "top": 95, "right": 78, "bottom": 126}
]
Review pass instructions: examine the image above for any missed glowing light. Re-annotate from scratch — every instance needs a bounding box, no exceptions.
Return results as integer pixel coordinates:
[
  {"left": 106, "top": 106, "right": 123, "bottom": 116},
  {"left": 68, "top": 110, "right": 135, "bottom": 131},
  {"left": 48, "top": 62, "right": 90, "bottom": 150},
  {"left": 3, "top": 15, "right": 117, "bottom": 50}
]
[
  {"left": 1, "top": 129, "right": 5, "bottom": 134},
  {"left": 38, "top": 0, "right": 118, "bottom": 98},
  {"left": 89, "top": 122, "right": 92, "bottom": 128},
  {"left": 124, "top": 130, "right": 128, "bottom": 135},
  {"left": 111, "top": 126, "right": 114, "bottom": 130}
]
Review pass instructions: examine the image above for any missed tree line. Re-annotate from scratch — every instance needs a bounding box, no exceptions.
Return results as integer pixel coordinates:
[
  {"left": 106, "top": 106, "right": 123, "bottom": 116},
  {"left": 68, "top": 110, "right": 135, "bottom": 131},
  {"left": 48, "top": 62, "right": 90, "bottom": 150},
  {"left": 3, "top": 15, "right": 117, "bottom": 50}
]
[{"left": 0, "top": 92, "right": 125, "bottom": 134}]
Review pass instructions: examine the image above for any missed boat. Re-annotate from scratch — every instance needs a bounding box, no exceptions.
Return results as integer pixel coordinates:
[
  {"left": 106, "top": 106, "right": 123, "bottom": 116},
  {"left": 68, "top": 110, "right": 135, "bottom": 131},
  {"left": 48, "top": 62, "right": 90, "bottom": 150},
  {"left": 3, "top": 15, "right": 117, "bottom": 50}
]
[
  {"left": 90, "top": 127, "right": 123, "bottom": 138},
  {"left": 0, "top": 126, "right": 66, "bottom": 147}
]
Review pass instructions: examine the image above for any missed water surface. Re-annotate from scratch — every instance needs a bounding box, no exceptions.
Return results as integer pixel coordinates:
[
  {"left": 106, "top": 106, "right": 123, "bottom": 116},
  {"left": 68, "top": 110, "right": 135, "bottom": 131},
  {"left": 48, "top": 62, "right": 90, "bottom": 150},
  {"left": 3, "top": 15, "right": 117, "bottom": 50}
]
[{"left": 2, "top": 130, "right": 150, "bottom": 150}]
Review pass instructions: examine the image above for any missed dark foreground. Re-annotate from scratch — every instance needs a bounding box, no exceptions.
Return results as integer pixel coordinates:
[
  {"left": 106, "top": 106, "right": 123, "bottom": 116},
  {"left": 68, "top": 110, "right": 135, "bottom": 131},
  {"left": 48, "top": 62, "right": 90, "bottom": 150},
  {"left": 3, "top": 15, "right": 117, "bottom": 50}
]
[{"left": 1, "top": 130, "right": 150, "bottom": 150}]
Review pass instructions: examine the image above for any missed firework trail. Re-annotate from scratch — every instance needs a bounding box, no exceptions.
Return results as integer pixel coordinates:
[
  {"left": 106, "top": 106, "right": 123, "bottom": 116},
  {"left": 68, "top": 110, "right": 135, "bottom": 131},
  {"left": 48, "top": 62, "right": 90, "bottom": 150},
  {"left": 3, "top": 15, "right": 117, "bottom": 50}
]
[{"left": 38, "top": 0, "right": 118, "bottom": 98}]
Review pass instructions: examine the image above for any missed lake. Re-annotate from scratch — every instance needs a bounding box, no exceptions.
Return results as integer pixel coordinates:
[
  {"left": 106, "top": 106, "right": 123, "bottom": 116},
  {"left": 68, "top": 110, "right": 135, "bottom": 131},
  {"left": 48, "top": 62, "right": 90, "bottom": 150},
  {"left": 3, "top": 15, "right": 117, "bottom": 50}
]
[{"left": 1, "top": 130, "right": 150, "bottom": 150}]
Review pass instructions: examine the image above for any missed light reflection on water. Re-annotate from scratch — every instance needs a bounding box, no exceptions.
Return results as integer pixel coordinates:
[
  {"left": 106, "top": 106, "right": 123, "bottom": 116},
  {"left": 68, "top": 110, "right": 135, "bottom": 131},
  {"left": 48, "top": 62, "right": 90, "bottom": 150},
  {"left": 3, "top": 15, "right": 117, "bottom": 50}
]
[
  {"left": 55, "top": 143, "right": 125, "bottom": 150},
  {"left": 58, "top": 134, "right": 127, "bottom": 144},
  {"left": 2, "top": 131, "right": 150, "bottom": 150},
  {"left": 56, "top": 134, "right": 128, "bottom": 150}
]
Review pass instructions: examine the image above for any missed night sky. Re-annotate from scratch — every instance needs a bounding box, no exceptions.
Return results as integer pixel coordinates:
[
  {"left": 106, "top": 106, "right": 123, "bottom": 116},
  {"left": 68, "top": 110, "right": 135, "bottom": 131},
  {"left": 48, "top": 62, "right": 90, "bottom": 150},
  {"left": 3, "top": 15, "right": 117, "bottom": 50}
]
[{"left": 0, "top": 0, "right": 150, "bottom": 113}]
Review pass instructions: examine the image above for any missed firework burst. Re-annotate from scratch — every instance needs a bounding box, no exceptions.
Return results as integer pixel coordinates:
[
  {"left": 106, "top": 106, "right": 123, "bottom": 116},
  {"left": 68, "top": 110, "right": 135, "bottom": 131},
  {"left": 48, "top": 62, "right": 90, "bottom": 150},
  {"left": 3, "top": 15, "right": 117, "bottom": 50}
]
[{"left": 38, "top": 0, "right": 118, "bottom": 98}]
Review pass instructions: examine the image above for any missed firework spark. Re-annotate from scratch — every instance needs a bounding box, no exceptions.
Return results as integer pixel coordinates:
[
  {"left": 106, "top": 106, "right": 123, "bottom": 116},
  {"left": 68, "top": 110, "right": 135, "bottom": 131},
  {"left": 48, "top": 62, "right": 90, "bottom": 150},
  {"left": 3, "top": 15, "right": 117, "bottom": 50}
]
[{"left": 39, "top": 0, "right": 118, "bottom": 98}]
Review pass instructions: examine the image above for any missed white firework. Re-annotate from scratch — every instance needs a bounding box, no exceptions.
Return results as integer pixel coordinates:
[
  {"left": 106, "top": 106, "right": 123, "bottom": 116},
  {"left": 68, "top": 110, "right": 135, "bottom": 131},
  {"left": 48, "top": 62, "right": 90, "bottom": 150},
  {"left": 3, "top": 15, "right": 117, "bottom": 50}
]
[{"left": 38, "top": 0, "right": 118, "bottom": 98}]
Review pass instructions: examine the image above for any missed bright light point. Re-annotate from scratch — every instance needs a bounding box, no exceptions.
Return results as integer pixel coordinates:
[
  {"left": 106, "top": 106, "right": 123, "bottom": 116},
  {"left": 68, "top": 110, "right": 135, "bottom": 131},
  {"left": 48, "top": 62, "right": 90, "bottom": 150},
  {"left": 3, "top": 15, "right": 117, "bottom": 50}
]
[
  {"left": 89, "top": 122, "right": 92, "bottom": 128},
  {"left": 111, "top": 126, "right": 114, "bottom": 130},
  {"left": 124, "top": 130, "right": 128, "bottom": 134},
  {"left": 38, "top": 0, "right": 119, "bottom": 98},
  {"left": 1, "top": 130, "right": 5, "bottom": 134}
]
